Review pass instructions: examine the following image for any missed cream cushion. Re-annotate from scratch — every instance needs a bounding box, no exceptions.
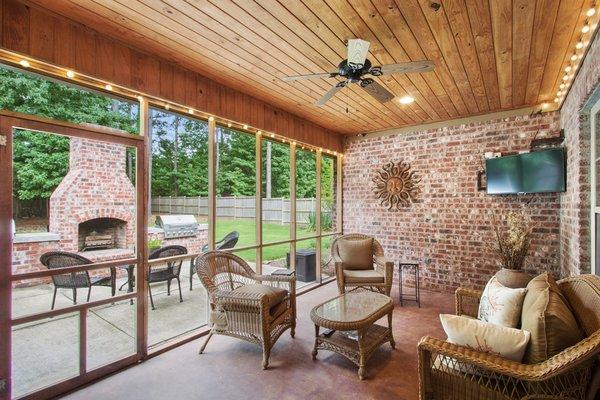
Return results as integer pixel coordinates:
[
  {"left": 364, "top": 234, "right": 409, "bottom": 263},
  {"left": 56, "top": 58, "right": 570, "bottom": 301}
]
[
  {"left": 521, "top": 272, "right": 584, "bottom": 364},
  {"left": 337, "top": 237, "right": 374, "bottom": 270},
  {"left": 441, "top": 314, "right": 531, "bottom": 362},
  {"left": 478, "top": 276, "right": 527, "bottom": 328},
  {"left": 343, "top": 269, "right": 384, "bottom": 283}
]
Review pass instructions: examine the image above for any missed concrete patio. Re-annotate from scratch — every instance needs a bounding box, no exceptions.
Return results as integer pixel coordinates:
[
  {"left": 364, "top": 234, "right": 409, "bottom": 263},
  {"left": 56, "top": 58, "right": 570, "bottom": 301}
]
[{"left": 11, "top": 263, "right": 320, "bottom": 398}]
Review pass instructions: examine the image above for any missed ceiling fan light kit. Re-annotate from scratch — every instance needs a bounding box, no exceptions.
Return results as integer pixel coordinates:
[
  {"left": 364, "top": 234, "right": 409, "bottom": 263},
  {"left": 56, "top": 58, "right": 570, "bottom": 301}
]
[{"left": 282, "top": 39, "right": 435, "bottom": 107}]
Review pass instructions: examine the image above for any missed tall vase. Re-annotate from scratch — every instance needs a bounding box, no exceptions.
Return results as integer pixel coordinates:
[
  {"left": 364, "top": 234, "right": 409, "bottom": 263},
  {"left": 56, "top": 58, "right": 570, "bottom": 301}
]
[{"left": 494, "top": 268, "right": 533, "bottom": 289}]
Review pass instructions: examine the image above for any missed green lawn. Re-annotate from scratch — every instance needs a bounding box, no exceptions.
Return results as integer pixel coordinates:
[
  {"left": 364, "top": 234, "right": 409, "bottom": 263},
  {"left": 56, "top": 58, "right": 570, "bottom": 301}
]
[{"left": 214, "top": 218, "right": 331, "bottom": 264}]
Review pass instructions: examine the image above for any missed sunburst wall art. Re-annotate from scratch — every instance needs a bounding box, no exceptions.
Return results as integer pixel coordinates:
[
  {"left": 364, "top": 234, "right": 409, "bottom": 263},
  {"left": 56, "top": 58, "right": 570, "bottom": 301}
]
[{"left": 372, "top": 160, "right": 421, "bottom": 211}]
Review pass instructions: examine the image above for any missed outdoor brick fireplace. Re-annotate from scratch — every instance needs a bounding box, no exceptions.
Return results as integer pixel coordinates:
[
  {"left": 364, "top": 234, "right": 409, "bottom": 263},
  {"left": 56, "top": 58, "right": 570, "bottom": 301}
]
[{"left": 49, "top": 137, "right": 136, "bottom": 252}]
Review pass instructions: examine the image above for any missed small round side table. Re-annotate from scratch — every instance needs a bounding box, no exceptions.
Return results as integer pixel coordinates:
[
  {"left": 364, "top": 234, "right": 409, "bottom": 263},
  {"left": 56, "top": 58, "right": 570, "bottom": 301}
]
[{"left": 398, "top": 262, "right": 421, "bottom": 307}]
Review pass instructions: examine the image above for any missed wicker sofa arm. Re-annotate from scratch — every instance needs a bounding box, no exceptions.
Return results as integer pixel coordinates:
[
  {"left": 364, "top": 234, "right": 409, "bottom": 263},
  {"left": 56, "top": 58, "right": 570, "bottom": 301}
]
[
  {"left": 455, "top": 287, "right": 482, "bottom": 317},
  {"left": 254, "top": 274, "right": 296, "bottom": 293},
  {"left": 419, "top": 331, "right": 600, "bottom": 381}
]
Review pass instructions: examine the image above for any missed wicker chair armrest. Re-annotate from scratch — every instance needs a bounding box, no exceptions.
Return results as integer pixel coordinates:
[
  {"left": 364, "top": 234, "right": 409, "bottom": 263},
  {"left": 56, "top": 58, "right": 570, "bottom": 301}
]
[
  {"left": 418, "top": 331, "right": 600, "bottom": 381},
  {"left": 374, "top": 255, "right": 393, "bottom": 279},
  {"left": 455, "top": 287, "right": 482, "bottom": 317}
]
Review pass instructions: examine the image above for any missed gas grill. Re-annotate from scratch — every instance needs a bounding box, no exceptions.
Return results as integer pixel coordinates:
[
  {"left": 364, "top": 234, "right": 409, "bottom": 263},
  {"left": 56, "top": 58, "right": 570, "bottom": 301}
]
[{"left": 155, "top": 215, "right": 198, "bottom": 239}]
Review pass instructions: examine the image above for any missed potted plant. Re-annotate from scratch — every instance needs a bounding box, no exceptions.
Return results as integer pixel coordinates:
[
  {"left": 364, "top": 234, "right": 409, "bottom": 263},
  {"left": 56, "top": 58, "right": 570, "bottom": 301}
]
[
  {"left": 489, "top": 212, "right": 534, "bottom": 288},
  {"left": 148, "top": 237, "right": 163, "bottom": 252}
]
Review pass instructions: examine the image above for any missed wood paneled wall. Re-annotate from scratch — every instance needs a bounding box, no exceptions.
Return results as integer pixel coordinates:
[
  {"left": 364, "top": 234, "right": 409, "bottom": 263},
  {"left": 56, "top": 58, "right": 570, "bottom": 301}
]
[{"left": 0, "top": 0, "right": 344, "bottom": 152}]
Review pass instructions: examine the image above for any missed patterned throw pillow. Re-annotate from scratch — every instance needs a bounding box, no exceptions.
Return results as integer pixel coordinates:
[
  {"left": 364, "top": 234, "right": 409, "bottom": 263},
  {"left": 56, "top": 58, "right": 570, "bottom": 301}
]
[
  {"left": 478, "top": 276, "right": 527, "bottom": 328},
  {"left": 441, "top": 314, "right": 531, "bottom": 362}
]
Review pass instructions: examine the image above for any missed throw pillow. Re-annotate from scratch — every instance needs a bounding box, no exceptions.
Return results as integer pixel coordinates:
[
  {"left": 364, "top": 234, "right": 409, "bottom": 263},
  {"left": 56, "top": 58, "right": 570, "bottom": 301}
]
[
  {"left": 521, "top": 272, "right": 584, "bottom": 364},
  {"left": 440, "top": 314, "right": 531, "bottom": 362},
  {"left": 478, "top": 276, "right": 528, "bottom": 328},
  {"left": 337, "top": 237, "right": 374, "bottom": 270}
]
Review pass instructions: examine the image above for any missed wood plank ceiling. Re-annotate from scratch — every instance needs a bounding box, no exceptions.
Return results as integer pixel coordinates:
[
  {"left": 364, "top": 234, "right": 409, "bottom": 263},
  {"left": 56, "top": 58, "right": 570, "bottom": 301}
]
[{"left": 30, "top": 0, "right": 595, "bottom": 135}]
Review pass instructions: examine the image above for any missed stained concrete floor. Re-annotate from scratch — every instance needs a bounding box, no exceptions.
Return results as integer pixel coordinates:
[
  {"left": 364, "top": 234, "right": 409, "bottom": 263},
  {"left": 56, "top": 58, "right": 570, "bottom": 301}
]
[
  {"left": 60, "top": 283, "right": 453, "bottom": 400},
  {"left": 11, "top": 265, "right": 322, "bottom": 398}
]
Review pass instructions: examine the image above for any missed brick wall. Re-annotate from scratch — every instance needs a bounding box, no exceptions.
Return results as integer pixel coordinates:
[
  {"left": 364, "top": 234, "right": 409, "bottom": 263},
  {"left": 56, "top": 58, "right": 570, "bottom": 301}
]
[
  {"left": 343, "top": 112, "right": 561, "bottom": 292},
  {"left": 559, "top": 30, "right": 600, "bottom": 276}
]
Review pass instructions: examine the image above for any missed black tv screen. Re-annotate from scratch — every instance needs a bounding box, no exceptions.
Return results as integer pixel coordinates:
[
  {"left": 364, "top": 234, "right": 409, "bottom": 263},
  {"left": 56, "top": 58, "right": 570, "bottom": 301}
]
[{"left": 485, "top": 148, "right": 566, "bottom": 195}]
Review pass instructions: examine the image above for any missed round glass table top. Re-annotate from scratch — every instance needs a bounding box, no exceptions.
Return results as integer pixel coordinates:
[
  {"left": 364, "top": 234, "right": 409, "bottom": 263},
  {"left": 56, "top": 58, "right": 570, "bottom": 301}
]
[{"left": 312, "top": 291, "right": 392, "bottom": 324}]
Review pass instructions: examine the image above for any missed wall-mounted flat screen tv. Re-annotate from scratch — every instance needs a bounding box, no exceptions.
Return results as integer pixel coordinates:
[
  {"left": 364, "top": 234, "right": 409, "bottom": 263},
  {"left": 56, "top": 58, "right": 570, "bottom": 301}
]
[{"left": 485, "top": 148, "right": 566, "bottom": 195}]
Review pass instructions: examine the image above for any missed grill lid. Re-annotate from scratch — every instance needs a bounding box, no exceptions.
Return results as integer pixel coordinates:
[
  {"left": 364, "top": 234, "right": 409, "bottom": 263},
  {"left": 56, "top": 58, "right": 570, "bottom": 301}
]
[{"left": 155, "top": 215, "right": 198, "bottom": 238}]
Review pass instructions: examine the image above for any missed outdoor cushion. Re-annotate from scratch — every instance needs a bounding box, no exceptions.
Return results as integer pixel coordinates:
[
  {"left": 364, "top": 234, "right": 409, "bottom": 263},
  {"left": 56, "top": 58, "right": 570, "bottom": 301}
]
[
  {"left": 338, "top": 237, "right": 374, "bottom": 270},
  {"left": 232, "top": 283, "right": 288, "bottom": 308},
  {"left": 478, "top": 276, "right": 527, "bottom": 328},
  {"left": 343, "top": 269, "right": 384, "bottom": 283},
  {"left": 441, "top": 314, "right": 531, "bottom": 362},
  {"left": 521, "top": 272, "right": 584, "bottom": 364}
]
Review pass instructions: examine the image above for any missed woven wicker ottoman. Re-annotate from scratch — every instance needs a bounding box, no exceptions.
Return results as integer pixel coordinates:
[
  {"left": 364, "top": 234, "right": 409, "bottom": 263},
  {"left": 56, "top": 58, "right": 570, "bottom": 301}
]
[{"left": 310, "top": 290, "right": 395, "bottom": 380}]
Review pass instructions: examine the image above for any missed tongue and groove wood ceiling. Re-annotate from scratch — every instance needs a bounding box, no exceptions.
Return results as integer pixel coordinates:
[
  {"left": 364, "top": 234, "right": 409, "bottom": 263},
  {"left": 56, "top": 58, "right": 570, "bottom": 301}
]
[{"left": 33, "top": 0, "right": 594, "bottom": 135}]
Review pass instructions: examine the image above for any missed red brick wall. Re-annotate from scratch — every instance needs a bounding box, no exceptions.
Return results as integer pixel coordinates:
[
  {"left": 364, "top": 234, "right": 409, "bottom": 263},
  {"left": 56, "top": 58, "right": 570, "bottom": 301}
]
[
  {"left": 343, "top": 112, "right": 561, "bottom": 292},
  {"left": 559, "top": 30, "right": 600, "bottom": 277}
]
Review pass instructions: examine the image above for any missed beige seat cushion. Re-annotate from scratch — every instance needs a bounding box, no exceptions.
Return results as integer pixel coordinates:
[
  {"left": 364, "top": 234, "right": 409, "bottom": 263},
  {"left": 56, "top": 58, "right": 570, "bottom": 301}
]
[
  {"left": 343, "top": 269, "right": 384, "bottom": 283},
  {"left": 521, "top": 272, "right": 584, "bottom": 364},
  {"left": 232, "top": 283, "right": 288, "bottom": 317},
  {"left": 338, "top": 237, "right": 374, "bottom": 270},
  {"left": 441, "top": 314, "right": 531, "bottom": 362},
  {"left": 478, "top": 276, "right": 527, "bottom": 328}
]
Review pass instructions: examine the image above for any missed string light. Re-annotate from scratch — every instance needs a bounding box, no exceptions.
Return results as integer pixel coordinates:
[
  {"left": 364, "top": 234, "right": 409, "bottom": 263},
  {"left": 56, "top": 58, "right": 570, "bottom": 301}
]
[
  {"left": 587, "top": 7, "right": 596, "bottom": 17},
  {"left": 208, "top": 116, "right": 214, "bottom": 121},
  {"left": 19, "top": 59, "right": 30, "bottom": 68},
  {"left": 188, "top": 108, "right": 194, "bottom": 114},
  {"left": 66, "top": 70, "right": 75, "bottom": 79},
  {"left": 227, "top": 122, "right": 232, "bottom": 128},
  {"left": 270, "top": 133, "right": 275, "bottom": 138},
  {"left": 582, "top": 24, "right": 590, "bottom": 33},
  {"left": 257, "top": 130, "right": 262, "bottom": 135},
  {"left": 105, "top": 84, "right": 113, "bottom": 91},
  {"left": 576, "top": 41, "right": 584, "bottom": 49},
  {"left": 571, "top": 54, "right": 578, "bottom": 61},
  {"left": 243, "top": 124, "right": 248, "bottom": 129},
  {"left": 565, "top": 66, "right": 572, "bottom": 72},
  {"left": 165, "top": 104, "right": 170, "bottom": 110},
  {"left": 560, "top": 83, "right": 565, "bottom": 89}
]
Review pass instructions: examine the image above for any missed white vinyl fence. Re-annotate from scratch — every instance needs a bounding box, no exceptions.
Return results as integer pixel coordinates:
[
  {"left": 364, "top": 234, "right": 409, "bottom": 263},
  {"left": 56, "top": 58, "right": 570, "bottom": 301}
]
[{"left": 151, "top": 196, "right": 322, "bottom": 225}]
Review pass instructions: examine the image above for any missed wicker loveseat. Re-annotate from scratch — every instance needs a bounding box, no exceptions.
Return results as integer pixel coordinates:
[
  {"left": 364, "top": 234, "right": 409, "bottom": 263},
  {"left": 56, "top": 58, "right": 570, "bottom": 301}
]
[
  {"left": 195, "top": 251, "right": 296, "bottom": 369},
  {"left": 418, "top": 274, "right": 600, "bottom": 400}
]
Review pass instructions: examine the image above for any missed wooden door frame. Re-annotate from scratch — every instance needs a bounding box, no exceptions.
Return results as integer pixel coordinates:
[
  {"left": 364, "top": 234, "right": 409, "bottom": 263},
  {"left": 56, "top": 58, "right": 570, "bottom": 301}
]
[{"left": 0, "top": 110, "right": 148, "bottom": 400}]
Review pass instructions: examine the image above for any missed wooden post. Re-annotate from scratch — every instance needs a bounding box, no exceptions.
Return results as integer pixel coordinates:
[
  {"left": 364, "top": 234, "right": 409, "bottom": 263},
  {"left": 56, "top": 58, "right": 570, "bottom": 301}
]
[
  {"left": 255, "top": 133, "right": 262, "bottom": 273},
  {"left": 337, "top": 155, "right": 343, "bottom": 233},
  {"left": 0, "top": 117, "right": 12, "bottom": 400},
  {"left": 208, "top": 118, "right": 216, "bottom": 250},
  {"left": 289, "top": 143, "right": 296, "bottom": 271},
  {"left": 316, "top": 151, "right": 322, "bottom": 283},
  {"left": 137, "top": 97, "right": 150, "bottom": 358}
]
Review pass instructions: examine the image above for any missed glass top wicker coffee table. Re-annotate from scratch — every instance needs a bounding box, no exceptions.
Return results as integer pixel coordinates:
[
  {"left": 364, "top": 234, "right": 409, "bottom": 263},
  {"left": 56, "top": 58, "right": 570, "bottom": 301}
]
[{"left": 310, "top": 290, "right": 395, "bottom": 380}]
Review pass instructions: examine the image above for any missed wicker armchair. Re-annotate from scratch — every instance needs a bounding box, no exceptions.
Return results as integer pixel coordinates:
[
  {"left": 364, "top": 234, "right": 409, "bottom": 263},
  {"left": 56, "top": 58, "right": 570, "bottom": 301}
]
[
  {"left": 418, "top": 274, "right": 600, "bottom": 400},
  {"left": 40, "top": 251, "right": 116, "bottom": 310},
  {"left": 195, "top": 251, "right": 296, "bottom": 369},
  {"left": 332, "top": 233, "right": 393, "bottom": 296}
]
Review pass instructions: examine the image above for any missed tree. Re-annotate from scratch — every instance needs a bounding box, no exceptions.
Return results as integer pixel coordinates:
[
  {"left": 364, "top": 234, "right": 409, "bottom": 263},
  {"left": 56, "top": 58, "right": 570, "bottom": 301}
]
[{"left": 0, "top": 68, "right": 138, "bottom": 201}]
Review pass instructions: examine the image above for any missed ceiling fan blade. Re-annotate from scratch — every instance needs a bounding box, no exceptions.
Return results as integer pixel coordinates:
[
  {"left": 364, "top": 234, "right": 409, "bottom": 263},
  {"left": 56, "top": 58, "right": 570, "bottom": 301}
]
[
  {"left": 315, "top": 82, "right": 346, "bottom": 107},
  {"left": 370, "top": 60, "right": 435, "bottom": 76},
  {"left": 347, "top": 39, "right": 370, "bottom": 69},
  {"left": 282, "top": 72, "right": 338, "bottom": 82},
  {"left": 360, "top": 79, "right": 395, "bottom": 103}
]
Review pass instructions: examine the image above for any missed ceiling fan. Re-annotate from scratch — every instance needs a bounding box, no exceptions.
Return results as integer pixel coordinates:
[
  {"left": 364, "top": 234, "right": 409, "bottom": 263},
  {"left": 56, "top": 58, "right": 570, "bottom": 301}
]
[{"left": 282, "top": 39, "right": 435, "bottom": 107}]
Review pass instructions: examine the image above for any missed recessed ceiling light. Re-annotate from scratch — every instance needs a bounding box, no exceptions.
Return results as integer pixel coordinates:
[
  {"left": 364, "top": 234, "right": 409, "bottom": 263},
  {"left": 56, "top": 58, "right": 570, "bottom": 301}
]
[
  {"left": 398, "top": 96, "right": 414, "bottom": 104},
  {"left": 19, "top": 59, "right": 30, "bottom": 68},
  {"left": 587, "top": 7, "right": 596, "bottom": 17}
]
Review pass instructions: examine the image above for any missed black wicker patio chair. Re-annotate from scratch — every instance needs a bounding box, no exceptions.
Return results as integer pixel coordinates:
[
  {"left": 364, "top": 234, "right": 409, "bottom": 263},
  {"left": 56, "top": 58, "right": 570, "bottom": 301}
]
[
  {"left": 40, "top": 251, "right": 116, "bottom": 310},
  {"left": 148, "top": 245, "right": 187, "bottom": 310},
  {"left": 190, "top": 231, "right": 239, "bottom": 290}
]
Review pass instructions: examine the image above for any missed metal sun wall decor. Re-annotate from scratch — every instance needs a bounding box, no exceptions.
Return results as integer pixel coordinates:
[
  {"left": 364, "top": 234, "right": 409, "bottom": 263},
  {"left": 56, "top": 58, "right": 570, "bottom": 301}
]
[{"left": 373, "top": 160, "right": 421, "bottom": 210}]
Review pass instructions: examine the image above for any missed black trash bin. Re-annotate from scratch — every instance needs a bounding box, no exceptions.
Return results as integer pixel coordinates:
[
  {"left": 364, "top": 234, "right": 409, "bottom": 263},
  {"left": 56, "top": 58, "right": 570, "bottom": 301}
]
[{"left": 286, "top": 249, "right": 316, "bottom": 282}]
